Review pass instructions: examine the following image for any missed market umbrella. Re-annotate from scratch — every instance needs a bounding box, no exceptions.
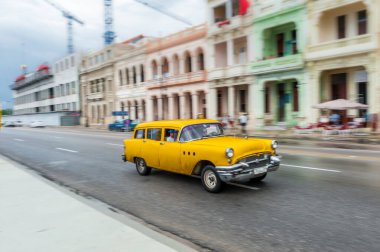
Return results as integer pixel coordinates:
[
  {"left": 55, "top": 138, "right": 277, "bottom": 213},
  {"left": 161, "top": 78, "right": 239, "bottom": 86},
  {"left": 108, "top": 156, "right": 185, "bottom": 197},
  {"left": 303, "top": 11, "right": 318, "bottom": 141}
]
[{"left": 313, "top": 99, "right": 368, "bottom": 110}]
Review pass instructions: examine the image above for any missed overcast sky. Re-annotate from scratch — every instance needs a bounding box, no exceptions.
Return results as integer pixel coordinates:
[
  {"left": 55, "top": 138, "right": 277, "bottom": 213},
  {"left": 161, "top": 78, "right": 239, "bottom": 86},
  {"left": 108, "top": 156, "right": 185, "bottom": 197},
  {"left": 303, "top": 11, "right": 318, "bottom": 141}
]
[{"left": 0, "top": 0, "right": 206, "bottom": 109}]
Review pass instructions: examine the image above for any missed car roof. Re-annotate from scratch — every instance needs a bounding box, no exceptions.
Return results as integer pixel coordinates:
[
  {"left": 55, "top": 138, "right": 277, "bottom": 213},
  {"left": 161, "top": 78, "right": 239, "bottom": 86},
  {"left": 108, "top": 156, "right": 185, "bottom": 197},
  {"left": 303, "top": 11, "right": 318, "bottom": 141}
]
[{"left": 135, "top": 119, "right": 219, "bottom": 129}]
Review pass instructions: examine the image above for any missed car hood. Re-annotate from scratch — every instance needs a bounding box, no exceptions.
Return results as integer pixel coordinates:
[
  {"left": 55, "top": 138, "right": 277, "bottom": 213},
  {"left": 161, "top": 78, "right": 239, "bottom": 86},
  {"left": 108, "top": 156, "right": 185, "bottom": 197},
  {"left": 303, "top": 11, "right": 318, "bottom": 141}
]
[{"left": 188, "top": 136, "right": 272, "bottom": 157}]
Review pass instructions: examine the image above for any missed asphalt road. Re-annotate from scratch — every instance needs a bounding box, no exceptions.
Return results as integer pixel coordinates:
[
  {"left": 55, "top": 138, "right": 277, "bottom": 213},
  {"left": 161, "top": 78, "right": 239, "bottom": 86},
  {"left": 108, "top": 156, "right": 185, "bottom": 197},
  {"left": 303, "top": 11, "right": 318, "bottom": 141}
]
[{"left": 1, "top": 127, "right": 380, "bottom": 252}]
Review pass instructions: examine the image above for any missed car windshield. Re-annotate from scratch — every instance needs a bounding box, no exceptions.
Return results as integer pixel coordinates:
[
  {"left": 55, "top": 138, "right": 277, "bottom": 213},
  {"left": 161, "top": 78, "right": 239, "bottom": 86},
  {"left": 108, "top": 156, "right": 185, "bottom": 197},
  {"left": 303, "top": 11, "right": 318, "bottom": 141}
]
[{"left": 179, "top": 123, "right": 224, "bottom": 142}]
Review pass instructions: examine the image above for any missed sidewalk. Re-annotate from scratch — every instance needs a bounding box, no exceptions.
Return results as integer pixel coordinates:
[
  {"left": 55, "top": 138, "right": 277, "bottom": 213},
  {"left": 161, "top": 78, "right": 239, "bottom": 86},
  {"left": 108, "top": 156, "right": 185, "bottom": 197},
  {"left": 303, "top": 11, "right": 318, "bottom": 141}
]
[{"left": 0, "top": 156, "right": 196, "bottom": 252}]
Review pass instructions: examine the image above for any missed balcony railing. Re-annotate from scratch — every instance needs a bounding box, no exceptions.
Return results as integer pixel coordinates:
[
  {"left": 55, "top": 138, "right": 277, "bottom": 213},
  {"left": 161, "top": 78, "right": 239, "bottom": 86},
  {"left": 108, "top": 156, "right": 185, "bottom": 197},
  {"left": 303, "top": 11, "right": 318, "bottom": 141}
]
[
  {"left": 308, "top": 34, "right": 372, "bottom": 54},
  {"left": 209, "top": 13, "right": 252, "bottom": 35},
  {"left": 253, "top": 0, "right": 306, "bottom": 17},
  {"left": 306, "top": 34, "right": 376, "bottom": 61},
  {"left": 311, "top": 0, "right": 360, "bottom": 12},
  {"left": 147, "top": 71, "right": 206, "bottom": 89},
  {"left": 87, "top": 93, "right": 104, "bottom": 101},
  {"left": 251, "top": 54, "right": 303, "bottom": 74},
  {"left": 208, "top": 64, "right": 249, "bottom": 80},
  {"left": 11, "top": 71, "right": 53, "bottom": 90}
]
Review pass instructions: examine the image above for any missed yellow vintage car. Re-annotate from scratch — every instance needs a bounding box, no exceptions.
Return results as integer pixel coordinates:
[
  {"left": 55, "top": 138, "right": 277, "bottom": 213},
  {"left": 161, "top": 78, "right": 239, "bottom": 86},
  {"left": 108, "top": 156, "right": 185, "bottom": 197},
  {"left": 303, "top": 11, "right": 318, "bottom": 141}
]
[{"left": 122, "top": 119, "right": 280, "bottom": 193}]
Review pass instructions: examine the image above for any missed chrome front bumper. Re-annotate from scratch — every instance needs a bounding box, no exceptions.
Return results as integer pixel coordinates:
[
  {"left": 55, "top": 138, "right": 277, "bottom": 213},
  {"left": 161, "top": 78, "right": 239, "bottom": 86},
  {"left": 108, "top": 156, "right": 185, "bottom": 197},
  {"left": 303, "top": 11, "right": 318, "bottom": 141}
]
[{"left": 215, "top": 156, "right": 281, "bottom": 183}]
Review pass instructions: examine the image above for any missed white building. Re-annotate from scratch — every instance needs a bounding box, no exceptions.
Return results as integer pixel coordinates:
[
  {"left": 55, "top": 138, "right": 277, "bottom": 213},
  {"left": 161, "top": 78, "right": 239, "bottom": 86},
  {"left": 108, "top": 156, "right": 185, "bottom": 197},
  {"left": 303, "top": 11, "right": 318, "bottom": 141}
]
[
  {"left": 10, "top": 53, "right": 82, "bottom": 126},
  {"left": 53, "top": 53, "right": 81, "bottom": 113}
]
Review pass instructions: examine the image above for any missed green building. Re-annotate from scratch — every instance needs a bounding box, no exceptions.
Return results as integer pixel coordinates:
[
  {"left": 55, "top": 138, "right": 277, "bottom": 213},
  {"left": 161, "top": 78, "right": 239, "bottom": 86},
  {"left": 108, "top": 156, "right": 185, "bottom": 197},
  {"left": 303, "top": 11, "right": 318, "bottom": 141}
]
[{"left": 250, "top": 2, "right": 308, "bottom": 128}]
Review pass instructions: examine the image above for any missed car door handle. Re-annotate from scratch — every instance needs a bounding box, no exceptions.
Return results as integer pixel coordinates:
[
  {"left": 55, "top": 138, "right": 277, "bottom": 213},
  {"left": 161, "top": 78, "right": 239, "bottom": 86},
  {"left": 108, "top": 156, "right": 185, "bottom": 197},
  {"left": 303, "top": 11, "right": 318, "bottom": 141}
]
[
  {"left": 143, "top": 140, "right": 146, "bottom": 143},
  {"left": 160, "top": 142, "right": 165, "bottom": 145}
]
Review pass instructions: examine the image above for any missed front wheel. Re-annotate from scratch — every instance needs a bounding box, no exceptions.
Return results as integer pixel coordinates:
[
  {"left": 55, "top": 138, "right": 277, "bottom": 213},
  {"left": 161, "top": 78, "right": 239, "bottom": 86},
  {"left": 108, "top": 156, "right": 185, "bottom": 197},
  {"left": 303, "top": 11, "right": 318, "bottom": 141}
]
[
  {"left": 201, "top": 165, "right": 223, "bottom": 193},
  {"left": 135, "top": 158, "right": 151, "bottom": 176}
]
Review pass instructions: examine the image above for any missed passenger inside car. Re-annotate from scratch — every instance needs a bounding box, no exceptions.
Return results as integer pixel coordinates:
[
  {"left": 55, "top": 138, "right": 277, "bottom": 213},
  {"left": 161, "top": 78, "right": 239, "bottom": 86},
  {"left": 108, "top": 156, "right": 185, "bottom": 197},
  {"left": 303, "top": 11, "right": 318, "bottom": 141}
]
[{"left": 165, "top": 129, "right": 178, "bottom": 142}]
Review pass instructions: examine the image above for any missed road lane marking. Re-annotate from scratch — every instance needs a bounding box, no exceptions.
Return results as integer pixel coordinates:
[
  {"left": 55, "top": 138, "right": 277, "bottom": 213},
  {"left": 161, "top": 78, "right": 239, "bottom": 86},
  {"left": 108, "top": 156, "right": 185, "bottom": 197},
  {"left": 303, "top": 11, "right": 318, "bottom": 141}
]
[
  {"left": 227, "top": 182, "right": 261, "bottom": 190},
  {"left": 56, "top": 148, "right": 78, "bottom": 153},
  {"left": 106, "top": 143, "right": 124, "bottom": 147},
  {"left": 282, "top": 164, "right": 341, "bottom": 173},
  {"left": 281, "top": 145, "right": 380, "bottom": 154},
  {"left": 14, "top": 138, "right": 25, "bottom": 142}
]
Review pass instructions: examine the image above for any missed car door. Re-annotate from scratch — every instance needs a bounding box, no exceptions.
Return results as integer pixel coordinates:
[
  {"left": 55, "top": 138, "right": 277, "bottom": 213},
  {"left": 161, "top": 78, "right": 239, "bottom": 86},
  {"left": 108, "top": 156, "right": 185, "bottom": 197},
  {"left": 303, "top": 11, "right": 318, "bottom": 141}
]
[
  {"left": 127, "top": 128, "right": 145, "bottom": 160},
  {"left": 141, "top": 128, "right": 162, "bottom": 168},
  {"left": 158, "top": 128, "right": 182, "bottom": 174}
]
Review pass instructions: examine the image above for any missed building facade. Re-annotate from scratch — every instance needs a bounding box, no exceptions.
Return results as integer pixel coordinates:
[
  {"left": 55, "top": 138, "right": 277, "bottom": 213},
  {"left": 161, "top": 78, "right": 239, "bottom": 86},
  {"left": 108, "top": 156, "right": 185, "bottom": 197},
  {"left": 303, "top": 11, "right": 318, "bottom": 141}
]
[
  {"left": 250, "top": 0, "right": 308, "bottom": 128},
  {"left": 206, "top": 0, "right": 255, "bottom": 126},
  {"left": 53, "top": 53, "right": 81, "bottom": 113},
  {"left": 145, "top": 25, "right": 208, "bottom": 121},
  {"left": 80, "top": 44, "right": 129, "bottom": 127},
  {"left": 114, "top": 35, "right": 151, "bottom": 122},
  {"left": 306, "top": 0, "right": 380, "bottom": 123},
  {"left": 11, "top": 59, "right": 81, "bottom": 126}
]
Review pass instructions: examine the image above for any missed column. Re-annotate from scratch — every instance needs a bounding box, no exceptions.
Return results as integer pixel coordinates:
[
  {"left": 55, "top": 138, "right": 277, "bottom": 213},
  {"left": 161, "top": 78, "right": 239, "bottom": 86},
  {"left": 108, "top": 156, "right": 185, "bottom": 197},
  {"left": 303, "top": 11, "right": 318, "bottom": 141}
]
[
  {"left": 192, "top": 92, "right": 199, "bottom": 119},
  {"left": 179, "top": 94, "right": 186, "bottom": 119},
  {"left": 227, "top": 39, "right": 234, "bottom": 66},
  {"left": 247, "top": 34, "right": 254, "bottom": 62},
  {"left": 208, "top": 88, "right": 217, "bottom": 119},
  {"left": 228, "top": 86, "right": 235, "bottom": 117},
  {"left": 179, "top": 57, "right": 185, "bottom": 74},
  {"left": 168, "top": 95, "right": 175, "bottom": 120},
  {"left": 309, "top": 69, "right": 321, "bottom": 124},
  {"left": 191, "top": 55, "right": 198, "bottom": 72},
  {"left": 136, "top": 65, "right": 142, "bottom": 84},
  {"left": 248, "top": 82, "right": 255, "bottom": 128},
  {"left": 138, "top": 100, "right": 144, "bottom": 120},
  {"left": 146, "top": 97, "right": 154, "bottom": 121},
  {"left": 168, "top": 60, "right": 174, "bottom": 77},
  {"left": 158, "top": 64, "right": 163, "bottom": 79},
  {"left": 157, "top": 97, "right": 163, "bottom": 120},
  {"left": 253, "top": 81, "right": 265, "bottom": 129}
]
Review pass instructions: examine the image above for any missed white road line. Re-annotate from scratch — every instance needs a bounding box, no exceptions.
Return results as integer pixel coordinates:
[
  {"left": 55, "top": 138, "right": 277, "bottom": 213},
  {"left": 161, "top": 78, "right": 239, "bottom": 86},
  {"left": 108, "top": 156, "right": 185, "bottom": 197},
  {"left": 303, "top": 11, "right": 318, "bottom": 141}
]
[
  {"left": 14, "top": 138, "right": 25, "bottom": 142},
  {"left": 106, "top": 143, "right": 124, "bottom": 147},
  {"left": 227, "top": 182, "right": 261, "bottom": 190},
  {"left": 281, "top": 145, "right": 380, "bottom": 154},
  {"left": 282, "top": 164, "right": 341, "bottom": 173},
  {"left": 56, "top": 148, "right": 78, "bottom": 153}
]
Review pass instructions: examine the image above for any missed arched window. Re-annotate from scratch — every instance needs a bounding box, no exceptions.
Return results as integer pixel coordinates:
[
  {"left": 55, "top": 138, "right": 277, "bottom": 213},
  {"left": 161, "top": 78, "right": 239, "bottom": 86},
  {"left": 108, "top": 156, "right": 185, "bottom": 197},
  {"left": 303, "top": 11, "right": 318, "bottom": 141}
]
[
  {"left": 173, "top": 54, "right": 180, "bottom": 75},
  {"left": 184, "top": 52, "right": 192, "bottom": 73},
  {"left": 162, "top": 57, "right": 169, "bottom": 78},
  {"left": 198, "top": 50, "right": 204, "bottom": 71},
  {"left": 140, "top": 64, "right": 145, "bottom": 82},
  {"left": 133, "top": 66, "right": 137, "bottom": 85},
  {"left": 152, "top": 60, "right": 158, "bottom": 80}
]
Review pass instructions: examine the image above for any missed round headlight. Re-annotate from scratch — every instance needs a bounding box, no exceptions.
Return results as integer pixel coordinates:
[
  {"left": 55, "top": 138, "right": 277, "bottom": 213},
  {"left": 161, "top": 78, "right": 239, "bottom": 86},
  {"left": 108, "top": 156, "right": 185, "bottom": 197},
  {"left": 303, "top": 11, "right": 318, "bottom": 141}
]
[
  {"left": 271, "top": 140, "right": 278, "bottom": 149},
  {"left": 225, "top": 148, "right": 234, "bottom": 158}
]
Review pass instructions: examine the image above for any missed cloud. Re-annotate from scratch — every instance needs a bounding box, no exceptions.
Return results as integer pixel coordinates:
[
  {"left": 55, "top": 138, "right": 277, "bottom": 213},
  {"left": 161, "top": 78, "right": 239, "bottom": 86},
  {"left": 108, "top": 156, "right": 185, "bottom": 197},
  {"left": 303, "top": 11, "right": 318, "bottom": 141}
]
[{"left": 0, "top": 0, "right": 206, "bottom": 108}]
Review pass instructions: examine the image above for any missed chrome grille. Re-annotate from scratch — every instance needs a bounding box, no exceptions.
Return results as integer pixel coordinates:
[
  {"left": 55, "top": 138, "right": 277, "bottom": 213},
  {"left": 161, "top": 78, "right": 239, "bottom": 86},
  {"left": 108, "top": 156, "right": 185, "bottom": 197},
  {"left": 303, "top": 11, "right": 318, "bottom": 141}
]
[{"left": 240, "top": 154, "right": 270, "bottom": 169}]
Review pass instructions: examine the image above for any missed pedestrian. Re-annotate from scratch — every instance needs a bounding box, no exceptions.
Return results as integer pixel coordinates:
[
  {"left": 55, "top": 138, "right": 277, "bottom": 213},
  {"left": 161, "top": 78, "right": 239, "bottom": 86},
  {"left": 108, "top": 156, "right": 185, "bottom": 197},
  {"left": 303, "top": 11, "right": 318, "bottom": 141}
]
[
  {"left": 329, "top": 112, "right": 340, "bottom": 125},
  {"left": 239, "top": 113, "right": 248, "bottom": 134}
]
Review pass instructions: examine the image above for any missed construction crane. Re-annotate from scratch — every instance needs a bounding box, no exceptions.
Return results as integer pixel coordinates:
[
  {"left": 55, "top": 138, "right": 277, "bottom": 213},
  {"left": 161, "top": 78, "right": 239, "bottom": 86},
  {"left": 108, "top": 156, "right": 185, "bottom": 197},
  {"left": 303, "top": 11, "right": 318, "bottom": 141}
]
[
  {"left": 134, "top": 0, "right": 192, "bottom": 26},
  {"left": 104, "top": 0, "right": 116, "bottom": 45},
  {"left": 43, "top": 0, "right": 84, "bottom": 54}
]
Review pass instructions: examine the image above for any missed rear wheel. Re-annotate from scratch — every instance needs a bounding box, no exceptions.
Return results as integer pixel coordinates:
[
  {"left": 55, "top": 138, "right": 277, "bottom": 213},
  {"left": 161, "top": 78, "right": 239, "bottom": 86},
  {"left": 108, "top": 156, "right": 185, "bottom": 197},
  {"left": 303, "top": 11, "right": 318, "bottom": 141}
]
[
  {"left": 135, "top": 158, "right": 151, "bottom": 176},
  {"left": 201, "top": 165, "right": 223, "bottom": 193}
]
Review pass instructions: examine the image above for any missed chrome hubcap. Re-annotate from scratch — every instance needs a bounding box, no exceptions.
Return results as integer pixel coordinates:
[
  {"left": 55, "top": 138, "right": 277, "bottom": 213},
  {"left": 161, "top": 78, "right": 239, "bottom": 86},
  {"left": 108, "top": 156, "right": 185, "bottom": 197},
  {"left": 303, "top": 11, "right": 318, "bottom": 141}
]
[
  {"left": 204, "top": 170, "right": 217, "bottom": 189},
  {"left": 137, "top": 159, "right": 145, "bottom": 172}
]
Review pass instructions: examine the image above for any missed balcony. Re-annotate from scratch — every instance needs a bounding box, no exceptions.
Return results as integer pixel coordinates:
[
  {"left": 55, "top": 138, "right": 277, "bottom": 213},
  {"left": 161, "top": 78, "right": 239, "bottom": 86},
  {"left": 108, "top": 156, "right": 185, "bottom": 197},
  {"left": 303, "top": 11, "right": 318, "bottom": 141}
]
[
  {"left": 147, "top": 71, "right": 206, "bottom": 90},
  {"left": 311, "top": 0, "right": 361, "bottom": 12},
  {"left": 254, "top": 0, "right": 305, "bottom": 17},
  {"left": 87, "top": 93, "right": 104, "bottom": 101},
  {"left": 209, "top": 13, "right": 252, "bottom": 36},
  {"left": 251, "top": 54, "right": 303, "bottom": 74},
  {"left": 307, "top": 34, "right": 375, "bottom": 60},
  {"left": 208, "top": 64, "right": 249, "bottom": 80}
]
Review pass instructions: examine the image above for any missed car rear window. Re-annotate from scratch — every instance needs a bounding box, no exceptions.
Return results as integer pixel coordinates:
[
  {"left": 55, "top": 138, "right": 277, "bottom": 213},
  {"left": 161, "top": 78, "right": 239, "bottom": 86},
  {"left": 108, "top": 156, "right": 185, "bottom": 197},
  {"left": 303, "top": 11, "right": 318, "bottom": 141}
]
[{"left": 147, "top": 128, "right": 162, "bottom": 141}]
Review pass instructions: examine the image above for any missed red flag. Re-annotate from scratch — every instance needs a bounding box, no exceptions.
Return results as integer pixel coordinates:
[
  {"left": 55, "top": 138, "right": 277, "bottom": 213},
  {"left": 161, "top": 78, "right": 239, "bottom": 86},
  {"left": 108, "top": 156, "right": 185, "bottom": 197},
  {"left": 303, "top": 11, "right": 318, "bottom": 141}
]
[{"left": 239, "top": 0, "right": 250, "bottom": 16}]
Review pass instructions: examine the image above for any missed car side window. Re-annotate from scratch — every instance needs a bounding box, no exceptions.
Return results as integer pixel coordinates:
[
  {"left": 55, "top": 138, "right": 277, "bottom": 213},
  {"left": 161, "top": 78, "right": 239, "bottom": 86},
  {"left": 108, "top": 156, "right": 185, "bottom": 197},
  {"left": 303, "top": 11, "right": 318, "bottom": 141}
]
[
  {"left": 164, "top": 129, "right": 178, "bottom": 142},
  {"left": 147, "top": 128, "right": 162, "bottom": 141},
  {"left": 134, "top": 129, "right": 145, "bottom": 139}
]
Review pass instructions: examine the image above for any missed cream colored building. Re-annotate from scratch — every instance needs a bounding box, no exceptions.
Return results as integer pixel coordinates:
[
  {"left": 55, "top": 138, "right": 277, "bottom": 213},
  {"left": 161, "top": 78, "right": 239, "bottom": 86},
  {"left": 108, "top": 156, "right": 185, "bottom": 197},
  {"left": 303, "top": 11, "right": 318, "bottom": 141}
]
[
  {"left": 114, "top": 36, "right": 152, "bottom": 122},
  {"left": 206, "top": 0, "right": 255, "bottom": 126},
  {"left": 80, "top": 44, "right": 129, "bottom": 127},
  {"left": 145, "top": 25, "right": 208, "bottom": 121},
  {"left": 306, "top": 0, "right": 380, "bottom": 123}
]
